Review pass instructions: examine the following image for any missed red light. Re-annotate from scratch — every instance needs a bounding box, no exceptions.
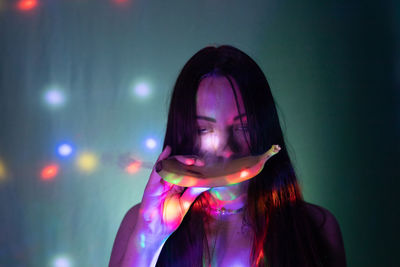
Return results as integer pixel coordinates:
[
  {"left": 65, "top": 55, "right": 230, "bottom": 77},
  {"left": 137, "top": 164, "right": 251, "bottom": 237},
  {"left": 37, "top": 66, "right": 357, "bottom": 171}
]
[
  {"left": 125, "top": 161, "right": 141, "bottom": 174},
  {"left": 41, "top": 164, "right": 59, "bottom": 180},
  {"left": 17, "top": 0, "right": 37, "bottom": 11},
  {"left": 113, "top": 0, "right": 129, "bottom": 5}
]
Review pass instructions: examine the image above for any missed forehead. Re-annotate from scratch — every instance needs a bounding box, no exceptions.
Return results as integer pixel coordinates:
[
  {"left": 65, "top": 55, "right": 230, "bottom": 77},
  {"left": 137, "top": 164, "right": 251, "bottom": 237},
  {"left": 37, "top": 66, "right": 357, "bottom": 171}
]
[{"left": 196, "top": 76, "right": 246, "bottom": 121}]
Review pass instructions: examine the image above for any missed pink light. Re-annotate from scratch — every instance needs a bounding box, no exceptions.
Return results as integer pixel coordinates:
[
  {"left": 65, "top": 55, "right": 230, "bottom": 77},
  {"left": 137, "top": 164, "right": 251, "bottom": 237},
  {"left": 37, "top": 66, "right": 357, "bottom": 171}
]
[
  {"left": 17, "top": 0, "right": 37, "bottom": 11},
  {"left": 41, "top": 164, "right": 59, "bottom": 180},
  {"left": 125, "top": 161, "right": 141, "bottom": 174},
  {"left": 185, "top": 158, "right": 195, "bottom": 165},
  {"left": 113, "top": 0, "right": 131, "bottom": 7}
]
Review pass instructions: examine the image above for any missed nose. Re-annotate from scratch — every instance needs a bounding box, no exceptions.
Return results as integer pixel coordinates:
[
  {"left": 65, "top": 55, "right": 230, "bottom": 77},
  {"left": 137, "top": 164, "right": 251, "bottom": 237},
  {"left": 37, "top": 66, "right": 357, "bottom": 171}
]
[
  {"left": 201, "top": 129, "right": 240, "bottom": 159},
  {"left": 214, "top": 130, "right": 234, "bottom": 159}
]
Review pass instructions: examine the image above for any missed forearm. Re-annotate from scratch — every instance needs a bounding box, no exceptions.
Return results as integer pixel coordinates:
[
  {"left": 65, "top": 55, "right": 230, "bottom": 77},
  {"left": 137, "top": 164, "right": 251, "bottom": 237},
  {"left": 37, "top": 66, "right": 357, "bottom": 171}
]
[{"left": 120, "top": 230, "right": 166, "bottom": 267}]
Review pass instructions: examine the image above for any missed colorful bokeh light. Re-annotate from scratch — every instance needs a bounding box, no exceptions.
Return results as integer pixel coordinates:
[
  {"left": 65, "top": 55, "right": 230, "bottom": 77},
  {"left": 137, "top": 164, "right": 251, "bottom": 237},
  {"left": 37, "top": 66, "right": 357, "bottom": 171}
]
[
  {"left": 113, "top": 0, "right": 129, "bottom": 4},
  {"left": 145, "top": 138, "right": 157, "bottom": 149},
  {"left": 133, "top": 81, "right": 151, "bottom": 98},
  {"left": 41, "top": 164, "right": 59, "bottom": 180},
  {"left": 57, "top": 143, "right": 73, "bottom": 157},
  {"left": 125, "top": 161, "right": 142, "bottom": 174},
  {"left": 76, "top": 152, "right": 98, "bottom": 174},
  {"left": 44, "top": 87, "right": 66, "bottom": 107},
  {"left": 51, "top": 255, "right": 72, "bottom": 267},
  {"left": 17, "top": 0, "right": 37, "bottom": 11},
  {"left": 0, "top": 159, "right": 7, "bottom": 181}
]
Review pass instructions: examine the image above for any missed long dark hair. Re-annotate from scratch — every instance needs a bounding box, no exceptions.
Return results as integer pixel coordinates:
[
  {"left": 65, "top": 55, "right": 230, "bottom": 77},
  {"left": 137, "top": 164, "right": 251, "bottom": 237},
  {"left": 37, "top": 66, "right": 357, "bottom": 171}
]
[{"left": 157, "top": 46, "right": 328, "bottom": 266}]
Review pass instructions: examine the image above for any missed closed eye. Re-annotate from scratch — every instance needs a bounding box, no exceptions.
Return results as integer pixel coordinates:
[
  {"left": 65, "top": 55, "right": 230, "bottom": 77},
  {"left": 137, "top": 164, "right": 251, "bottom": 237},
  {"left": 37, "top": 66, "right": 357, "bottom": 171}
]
[
  {"left": 198, "top": 127, "right": 213, "bottom": 134},
  {"left": 233, "top": 125, "right": 248, "bottom": 131}
]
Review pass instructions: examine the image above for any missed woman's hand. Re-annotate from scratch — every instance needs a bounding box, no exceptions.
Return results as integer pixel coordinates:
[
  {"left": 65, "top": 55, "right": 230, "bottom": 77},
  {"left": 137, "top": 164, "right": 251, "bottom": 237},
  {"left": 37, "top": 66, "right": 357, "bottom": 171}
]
[{"left": 134, "top": 145, "right": 209, "bottom": 246}]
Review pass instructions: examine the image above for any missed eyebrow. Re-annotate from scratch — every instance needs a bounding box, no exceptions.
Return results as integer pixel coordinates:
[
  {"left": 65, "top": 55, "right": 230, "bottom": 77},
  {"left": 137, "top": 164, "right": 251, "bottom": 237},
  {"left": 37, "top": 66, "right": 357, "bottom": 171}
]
[
  {"left": 196, "top": 116, "right": 216, "bottom": 122},
  {"left": 196, "top": 113, "right": 247, "bottom": 123},
  {"left": 233, "top": 114, "right": 247, "bottom": 121}
]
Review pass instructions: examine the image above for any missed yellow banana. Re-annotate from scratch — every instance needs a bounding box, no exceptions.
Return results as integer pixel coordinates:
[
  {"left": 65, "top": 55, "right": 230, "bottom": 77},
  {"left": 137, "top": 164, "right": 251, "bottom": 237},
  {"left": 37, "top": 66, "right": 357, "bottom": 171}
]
[{"left": 157, "top": 145, "right": 281, "bottom": 187}]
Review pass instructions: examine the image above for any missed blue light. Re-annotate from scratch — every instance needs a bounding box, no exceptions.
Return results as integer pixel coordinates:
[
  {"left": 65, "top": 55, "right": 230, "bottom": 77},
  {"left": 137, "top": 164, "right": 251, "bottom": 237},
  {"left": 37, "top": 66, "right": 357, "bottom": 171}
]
[{"left": 57, "top": 143, "right": 73, "bottom": 157}]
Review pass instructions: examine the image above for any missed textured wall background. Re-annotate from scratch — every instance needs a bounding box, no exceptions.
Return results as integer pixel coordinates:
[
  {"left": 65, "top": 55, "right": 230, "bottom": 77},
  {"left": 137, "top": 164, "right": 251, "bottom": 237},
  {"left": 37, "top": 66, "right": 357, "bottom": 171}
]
[{"left": 0, "top": 0, "right": 398, "bottom": 266}]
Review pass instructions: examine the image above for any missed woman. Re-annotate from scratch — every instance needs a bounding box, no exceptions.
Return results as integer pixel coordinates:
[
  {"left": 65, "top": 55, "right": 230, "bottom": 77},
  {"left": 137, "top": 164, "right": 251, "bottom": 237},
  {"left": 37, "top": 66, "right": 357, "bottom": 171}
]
[{"left": 109, "top": 45, "right": 346, "bottom": 266}]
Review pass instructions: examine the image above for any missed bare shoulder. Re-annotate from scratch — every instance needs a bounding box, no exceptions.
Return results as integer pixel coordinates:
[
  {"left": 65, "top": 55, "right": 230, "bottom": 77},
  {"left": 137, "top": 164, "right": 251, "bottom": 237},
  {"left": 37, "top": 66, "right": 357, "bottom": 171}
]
[
  {"left": 109, "top": 203, "right": 141, "bottom": 266},
  {"left": 304, "top": 202, "right": 347, "bottom": 266},
  {"left": 122, "top": 203, "right": 141, "bottom": 230}
]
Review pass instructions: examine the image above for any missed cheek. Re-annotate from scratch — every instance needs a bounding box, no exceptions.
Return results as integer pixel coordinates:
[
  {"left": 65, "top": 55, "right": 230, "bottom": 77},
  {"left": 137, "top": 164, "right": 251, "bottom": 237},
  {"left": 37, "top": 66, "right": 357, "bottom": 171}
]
[{"left": 233, "top": 131, "right": 251, "bottom": 153}]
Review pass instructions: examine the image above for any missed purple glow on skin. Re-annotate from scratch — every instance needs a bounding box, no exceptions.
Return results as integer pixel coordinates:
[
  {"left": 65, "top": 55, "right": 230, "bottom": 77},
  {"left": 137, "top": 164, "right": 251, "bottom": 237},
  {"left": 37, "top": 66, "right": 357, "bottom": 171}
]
[
  {"left": 140, "top": 233, "right": 146, "bottom": 248},
  {"left": 202, "top": 133, "right": 220, "bottom": 152}
]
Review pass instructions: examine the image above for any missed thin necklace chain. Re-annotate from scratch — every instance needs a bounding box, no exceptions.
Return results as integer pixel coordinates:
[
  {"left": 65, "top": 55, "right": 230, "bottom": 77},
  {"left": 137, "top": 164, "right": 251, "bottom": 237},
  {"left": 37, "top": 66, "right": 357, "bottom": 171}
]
[{"left": 207, "top": 206, "right": 244, "bottom": 216}]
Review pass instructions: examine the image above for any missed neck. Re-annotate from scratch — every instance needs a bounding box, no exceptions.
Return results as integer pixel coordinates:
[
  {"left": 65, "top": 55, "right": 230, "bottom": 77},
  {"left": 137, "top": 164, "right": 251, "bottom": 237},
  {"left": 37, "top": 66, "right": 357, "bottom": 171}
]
[{"left": 204, "top": 181, "right": 249, "bottom": 212}]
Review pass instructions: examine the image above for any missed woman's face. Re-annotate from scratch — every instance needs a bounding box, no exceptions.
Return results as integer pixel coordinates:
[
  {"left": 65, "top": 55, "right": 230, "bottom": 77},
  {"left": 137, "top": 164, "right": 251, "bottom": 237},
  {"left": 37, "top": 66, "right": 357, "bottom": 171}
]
[{"left": 196, "top": 75, "right": 250, "bottom": 161}]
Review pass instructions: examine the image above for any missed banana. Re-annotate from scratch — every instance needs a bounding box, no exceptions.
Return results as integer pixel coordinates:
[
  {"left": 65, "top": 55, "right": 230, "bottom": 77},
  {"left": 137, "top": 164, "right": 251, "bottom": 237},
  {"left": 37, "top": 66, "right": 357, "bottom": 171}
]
[{"left": 157, "top": 145, "right": 281, "bottom": 187}]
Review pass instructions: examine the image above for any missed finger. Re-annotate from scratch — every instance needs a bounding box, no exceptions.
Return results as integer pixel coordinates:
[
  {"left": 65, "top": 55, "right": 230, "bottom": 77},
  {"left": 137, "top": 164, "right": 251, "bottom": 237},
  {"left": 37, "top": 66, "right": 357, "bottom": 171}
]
[
  {"left": 174, "top": 155, "right": 205, "bottom": 166},
  {"left": 144, "top": 146, "right": 172, "bottom": 192},
  {"left": 179, "top": 187, "right": 210, "bottom": 213},
  {"left": 157, "top": 145, "right": 172, "bottom": 162}
]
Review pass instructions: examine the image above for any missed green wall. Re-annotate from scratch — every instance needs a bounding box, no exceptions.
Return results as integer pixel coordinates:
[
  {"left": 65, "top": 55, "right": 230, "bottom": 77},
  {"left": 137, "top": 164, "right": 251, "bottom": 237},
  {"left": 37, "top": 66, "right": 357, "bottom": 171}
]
[{"left": 0, "top": 0, "right": 398, "bottom": 266}]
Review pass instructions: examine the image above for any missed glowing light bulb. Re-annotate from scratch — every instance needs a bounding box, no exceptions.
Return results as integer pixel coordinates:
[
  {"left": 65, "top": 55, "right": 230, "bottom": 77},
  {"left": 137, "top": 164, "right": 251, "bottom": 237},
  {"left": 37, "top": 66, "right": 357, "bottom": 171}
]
[
  {"left": 76, "top": 152, "right": 98, "bottom": 174},
  {"left": 41, "top": 164, "right": 59, "bottom": 180},
  {"left": 44, "top": 87, "right": 66, "bottom": 108},
  {"left": 17, "top": 0, "right": 37, "bottom": 11},
  {"left": 145, "top": 138, "right": 157, "bottom": 149},
  {"left": 57, "top": 143, "right": 73, "bottom": 157}
]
